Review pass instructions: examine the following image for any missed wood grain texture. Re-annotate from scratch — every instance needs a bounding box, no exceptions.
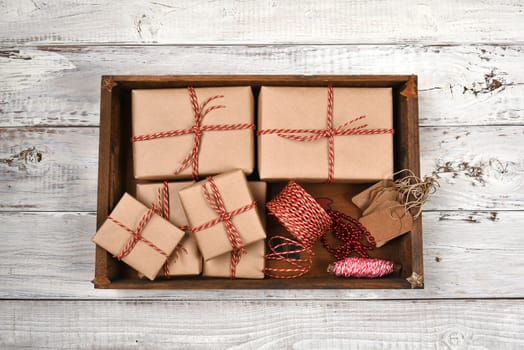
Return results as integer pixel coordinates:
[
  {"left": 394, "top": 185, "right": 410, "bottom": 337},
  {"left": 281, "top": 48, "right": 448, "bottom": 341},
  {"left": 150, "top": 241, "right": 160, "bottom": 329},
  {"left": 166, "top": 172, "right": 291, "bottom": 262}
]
[
  {"left": 0, "top": 127, "right": 98, "bottom": 211},
  {"left": 1, "top": 211, "right": 522, "bottom": 299},
  {"left": 0, "top": 299, "right": 522, "bottom": 349},
  {"left": 1, "top": 0, "right": 524, "bottom": 45},
  {"left": 1, "top": 45, "right": 523, "bottom": 127},
  {"left": 1, "top": 126, "right": 522, "bottom": 212}
]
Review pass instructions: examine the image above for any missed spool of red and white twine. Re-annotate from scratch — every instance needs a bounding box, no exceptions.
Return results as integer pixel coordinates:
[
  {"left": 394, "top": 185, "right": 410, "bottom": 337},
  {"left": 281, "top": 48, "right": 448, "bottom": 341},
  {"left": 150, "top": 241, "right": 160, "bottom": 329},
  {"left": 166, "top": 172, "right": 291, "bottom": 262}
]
[
  {"left": 264, "top": 181, "right": 332, "bottom": 278},
  {"left": 328, "top": 257, "right": 394, "bottom": 278}
]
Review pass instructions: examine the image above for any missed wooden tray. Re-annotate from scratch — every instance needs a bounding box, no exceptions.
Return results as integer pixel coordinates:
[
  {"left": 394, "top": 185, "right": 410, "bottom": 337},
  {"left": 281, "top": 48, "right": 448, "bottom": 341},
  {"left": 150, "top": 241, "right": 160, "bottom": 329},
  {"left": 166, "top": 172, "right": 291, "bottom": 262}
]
[{"left": 94, "top": 75, "right": 422, "bottom": 289}]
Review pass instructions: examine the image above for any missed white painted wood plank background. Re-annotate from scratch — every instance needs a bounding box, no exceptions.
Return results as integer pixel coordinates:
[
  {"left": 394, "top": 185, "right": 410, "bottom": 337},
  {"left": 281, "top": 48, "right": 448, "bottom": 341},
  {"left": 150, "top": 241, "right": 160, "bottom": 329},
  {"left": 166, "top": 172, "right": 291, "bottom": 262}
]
[
  {"left": 0, "top": 0, "right": 523, "bottom": 348},
  {"left": 1, "top": 300, "right": 523, "bottom": 349},
  {"left": 1, "top": 0, "right": 524, "bottom": 45},
  {"left": 2, "top": 45, "right": 523, "bottom": 127}
]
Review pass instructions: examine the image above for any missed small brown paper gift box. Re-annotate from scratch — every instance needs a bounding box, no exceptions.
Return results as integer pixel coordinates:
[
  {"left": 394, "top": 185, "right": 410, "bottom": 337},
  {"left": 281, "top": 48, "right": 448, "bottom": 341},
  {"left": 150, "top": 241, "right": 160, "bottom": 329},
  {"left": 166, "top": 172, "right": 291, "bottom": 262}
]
[
  {"left": 258, "top": 86, "right": 394, "bottom": 183},
  {"left": 132, "top": 86, "right": 255, "bottom": 180},
  {"left": 92, "top": 193, "right": 185, "bottom": 280},
  {"left": 203, "top": 182, "right": 267, "bottom": 279},
  {"left": 359, "top": 204, "right": 413, "bottom": 248},
  {"left": 136, "top": 181, "right": 202, "bottom": 276},
  {"left": 179, "top": 169, "right": 267, "bottom": 261}
]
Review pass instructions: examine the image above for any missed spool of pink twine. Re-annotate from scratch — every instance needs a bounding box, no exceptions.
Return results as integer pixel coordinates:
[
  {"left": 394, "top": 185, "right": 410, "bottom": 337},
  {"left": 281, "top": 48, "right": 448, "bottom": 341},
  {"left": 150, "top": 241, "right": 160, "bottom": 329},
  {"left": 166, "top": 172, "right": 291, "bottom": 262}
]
[{"left": 327, "top": 257, "right": 395, "bottom": 278}]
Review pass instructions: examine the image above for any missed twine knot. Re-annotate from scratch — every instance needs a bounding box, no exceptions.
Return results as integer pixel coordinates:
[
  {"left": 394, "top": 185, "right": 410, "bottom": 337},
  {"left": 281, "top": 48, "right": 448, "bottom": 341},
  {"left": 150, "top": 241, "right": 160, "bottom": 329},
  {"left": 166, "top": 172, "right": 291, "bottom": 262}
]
[
  {"left": 107, "top": 204, "right": 169, "bottom": 261},
  {"left": 220, "top": 211, "right": 232, "bottom": 222},
  {"left": 322, "top": 128, "right": 336, "bottom": 138},
  {"left": 190, "top": 125, "right": 202, "bottom": 138}
]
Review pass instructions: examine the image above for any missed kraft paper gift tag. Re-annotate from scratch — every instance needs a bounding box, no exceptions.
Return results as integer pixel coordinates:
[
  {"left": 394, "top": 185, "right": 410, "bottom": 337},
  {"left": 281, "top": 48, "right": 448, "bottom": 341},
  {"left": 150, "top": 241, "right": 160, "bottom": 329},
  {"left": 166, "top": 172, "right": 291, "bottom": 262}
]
[
  {"left": 362, "top": 189, "right": 399, "bottom": 216},
  {"left": 136, "top": 181, "right": 202, "bottom": 277},
  {"left": 132, "top": 86, "right": 255, "bottom": 180},
  {"left": 179, "top": 169, "right": 266, "bottom": 260},
  {"left": 352, "top": 179, "right": 394, "bottom": 211},
  {"left": 359, "top": 203, "right": 413, "bottom": 248},
  {"left": 203, "top": 181, "right": 267, "bottom": 279},
  {"left": 92, "top": 193, "right": 185, "bottom": 280}
]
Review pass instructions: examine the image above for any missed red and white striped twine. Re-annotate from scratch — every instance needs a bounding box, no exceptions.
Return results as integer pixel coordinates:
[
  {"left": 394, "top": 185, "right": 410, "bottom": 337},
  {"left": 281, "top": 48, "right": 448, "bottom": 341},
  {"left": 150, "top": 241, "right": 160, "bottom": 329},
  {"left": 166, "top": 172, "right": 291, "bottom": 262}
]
[
  {"left": 107, "top": 204, "right": 168, "bottom": 261},
  {"left": 257, "top": 85, "right": 395, "bottom": 183},
  {"left": 328, "top": 257, "right": 394, "bottom": 278},
  {"left": 131, "top": 86, "right": 255, "bottom": 180},
  {"left": 154, "top": 181, "right": 188, "bottom": 277},
  {"left": 191, "top": 177, "right": 256, "bottom": 279},
  {"left": 264, "top": 181, "right": 332, "bottom": 279}
]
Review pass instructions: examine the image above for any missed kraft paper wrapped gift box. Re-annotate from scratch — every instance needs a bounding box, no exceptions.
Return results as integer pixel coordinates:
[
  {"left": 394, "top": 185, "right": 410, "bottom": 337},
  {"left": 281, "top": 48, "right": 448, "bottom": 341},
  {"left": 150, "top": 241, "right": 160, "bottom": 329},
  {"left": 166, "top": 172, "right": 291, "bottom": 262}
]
[
  {"left": 258, "top": 86, "right": 394, "bottom": 183},
  {"left": 203, "top": 182, "right": 267, "bottom": 279},
  {"left": 92, "top": 193, "right": 185, "bottom": 280},
  {"left": 132, "top": 86, "right": 255, "bottom": 180},
  {"left": 136, "top": 181, "right": 202, "bottom": 277},
  {"left": 178, "top": 169, "right": 267, "bottom": 261}
]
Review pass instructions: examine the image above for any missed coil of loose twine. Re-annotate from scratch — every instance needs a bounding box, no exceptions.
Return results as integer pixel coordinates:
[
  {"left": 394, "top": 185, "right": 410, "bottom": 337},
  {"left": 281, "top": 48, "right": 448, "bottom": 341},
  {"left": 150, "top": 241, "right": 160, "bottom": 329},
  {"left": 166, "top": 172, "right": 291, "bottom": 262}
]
[
  {"left": 264, "top": 181, "right": 332, "bottom": 278},
  {"left": 390, "top": 169, "right": 439, "bottom": 219}
]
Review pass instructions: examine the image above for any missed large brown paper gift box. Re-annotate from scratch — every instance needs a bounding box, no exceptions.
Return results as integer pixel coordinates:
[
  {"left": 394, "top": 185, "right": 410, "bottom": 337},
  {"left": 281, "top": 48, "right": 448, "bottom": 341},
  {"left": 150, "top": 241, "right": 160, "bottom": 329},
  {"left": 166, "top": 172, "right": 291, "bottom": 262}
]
[
  {"left": 203, "top": 182, "right": 267, "bottom": 279},
  {"left": 132, "top": 86, "right": 255, "bottom": 180},
  {"left": 179, "top": 169, "right": 267, "bottom": 261},
  {"left": 258, "top": 86, "right": 394, "bottom": 183},
  {"left": 92, "top": 193, "right": 185, "bottom": 280},
  {"left": 136, "top": 181, "right": 202, "bottom": 276}
]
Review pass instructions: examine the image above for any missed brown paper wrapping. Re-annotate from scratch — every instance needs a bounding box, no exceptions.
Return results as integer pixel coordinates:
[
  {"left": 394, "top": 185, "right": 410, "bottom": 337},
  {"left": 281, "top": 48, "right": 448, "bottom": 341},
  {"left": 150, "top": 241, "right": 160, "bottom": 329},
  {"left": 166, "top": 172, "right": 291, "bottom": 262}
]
[
  {"left": 203, "top": 182, "right": 267, "bottom": 279},
  {"left": 132, "top": 87, "right": 255, "bottom": 180},
  {"left": 136, "top": 181, "right": 202, "bottom": 276},
  {"left": 92, "top": 193, "right": 185, "bottom": 280},
  {"left": 203, "top": 241, "right": 265, "bottom": 279},
  {"left": 258, "top": 86, "right": 394, "bottom": 183},
  {"left": 359, "top": 204, "right": 413, "bottom": 248},
  {"left": 179, "top": 169, "right": 267, "bottom": 260}
]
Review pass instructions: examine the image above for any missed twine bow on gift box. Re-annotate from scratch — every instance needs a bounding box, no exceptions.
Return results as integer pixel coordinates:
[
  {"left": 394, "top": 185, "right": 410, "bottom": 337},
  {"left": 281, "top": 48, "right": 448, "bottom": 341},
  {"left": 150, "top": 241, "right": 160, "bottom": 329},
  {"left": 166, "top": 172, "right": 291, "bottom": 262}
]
[
  {"left": 153, "top": 181, "right": 189, "bottom": 276},
  {"left": 131, "top": 86, "right": 255, "bottom": 180},
  {"left": 107, "top": 205, "right": 169, "bottom": 261},
  {"left": 191, "top": 177, "right": 257, "bottom": 279},
  {"left": 258, "top": 85, "right": 395, "bottom": 183}
]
